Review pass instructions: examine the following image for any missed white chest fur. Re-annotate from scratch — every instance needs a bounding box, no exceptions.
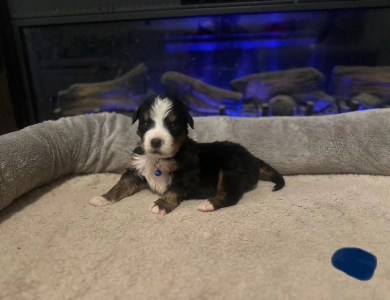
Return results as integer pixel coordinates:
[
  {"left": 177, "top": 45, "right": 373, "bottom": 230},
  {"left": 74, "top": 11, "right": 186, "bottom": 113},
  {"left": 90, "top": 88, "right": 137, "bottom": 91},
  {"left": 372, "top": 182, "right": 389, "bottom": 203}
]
[{"left": 129, "top": 154, "right": 177, "bottom": 194}]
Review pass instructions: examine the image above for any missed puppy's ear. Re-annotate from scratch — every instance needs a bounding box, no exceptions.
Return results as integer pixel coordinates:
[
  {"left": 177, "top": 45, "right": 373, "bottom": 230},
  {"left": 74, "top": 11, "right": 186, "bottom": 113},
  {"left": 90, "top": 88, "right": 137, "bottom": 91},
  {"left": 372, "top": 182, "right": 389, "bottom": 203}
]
[
  {"left": 132, "top": 109, "right": 139, "bottom": 124},
  {"left": 186, "top": 111, "right": 194, "bottom": 129}
]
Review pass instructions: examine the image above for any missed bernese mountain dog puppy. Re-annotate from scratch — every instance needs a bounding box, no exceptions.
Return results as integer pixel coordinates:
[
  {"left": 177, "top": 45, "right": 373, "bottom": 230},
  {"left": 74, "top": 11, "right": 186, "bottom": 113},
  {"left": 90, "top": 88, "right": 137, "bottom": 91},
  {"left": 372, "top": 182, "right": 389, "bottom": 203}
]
[{"left": 89, "top": 96, "right": 285, "bottom": 215}]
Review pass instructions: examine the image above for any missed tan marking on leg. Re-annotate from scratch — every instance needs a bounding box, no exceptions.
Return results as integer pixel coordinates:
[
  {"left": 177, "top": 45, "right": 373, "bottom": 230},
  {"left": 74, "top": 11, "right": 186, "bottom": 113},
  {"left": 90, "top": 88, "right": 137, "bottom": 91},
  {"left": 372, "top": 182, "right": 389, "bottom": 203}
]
[
  {"left": 103, "top": 178, "right": 144, "bottom": 201},
  {"left": 162, "top": 190, "right": 179, "bottom": 205},
  {"left": 199, "top": 169, "right": 226, "bottom": 212},
  {"left": 89, "top": 176, "right": 145, "bottom": 207},
  {"left": 199, "top": 190, "right": 226, "bottom": 212},
  {"left": 149, "top": 190, "right": 181, "bottom": 215}
]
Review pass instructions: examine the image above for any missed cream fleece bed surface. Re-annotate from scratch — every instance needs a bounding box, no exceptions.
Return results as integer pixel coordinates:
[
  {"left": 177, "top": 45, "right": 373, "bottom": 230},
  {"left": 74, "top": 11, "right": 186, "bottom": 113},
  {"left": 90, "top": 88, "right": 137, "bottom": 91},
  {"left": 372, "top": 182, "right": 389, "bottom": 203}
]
[
  {"left": 1, "top": 174, "right": 389, "bottom": 300},
  {"left": 1, "top": 110, "right": 390, "bottom": 299}
]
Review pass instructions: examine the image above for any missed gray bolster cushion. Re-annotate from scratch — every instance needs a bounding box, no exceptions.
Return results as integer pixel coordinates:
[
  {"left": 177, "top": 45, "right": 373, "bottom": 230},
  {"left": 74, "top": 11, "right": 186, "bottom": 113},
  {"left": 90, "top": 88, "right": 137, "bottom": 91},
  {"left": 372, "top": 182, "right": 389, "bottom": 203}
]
[{"left": 1, "top": 109, "right": 389, "bottom": 210}]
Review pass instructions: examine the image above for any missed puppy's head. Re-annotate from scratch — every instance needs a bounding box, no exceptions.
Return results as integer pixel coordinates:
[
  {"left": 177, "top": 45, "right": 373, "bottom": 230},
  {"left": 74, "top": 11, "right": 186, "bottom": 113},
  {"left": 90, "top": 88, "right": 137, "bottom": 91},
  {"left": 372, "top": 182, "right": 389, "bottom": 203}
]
[{"left": 132, "top": 96, "right": 194, "bottom": 158}]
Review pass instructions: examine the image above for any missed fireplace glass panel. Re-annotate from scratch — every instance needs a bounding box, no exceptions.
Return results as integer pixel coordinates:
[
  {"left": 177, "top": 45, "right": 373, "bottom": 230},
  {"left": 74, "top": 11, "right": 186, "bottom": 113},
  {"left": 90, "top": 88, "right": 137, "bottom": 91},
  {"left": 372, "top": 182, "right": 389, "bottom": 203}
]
[{"left": 22, "top": 7, "right": 390, "bottom": 121}]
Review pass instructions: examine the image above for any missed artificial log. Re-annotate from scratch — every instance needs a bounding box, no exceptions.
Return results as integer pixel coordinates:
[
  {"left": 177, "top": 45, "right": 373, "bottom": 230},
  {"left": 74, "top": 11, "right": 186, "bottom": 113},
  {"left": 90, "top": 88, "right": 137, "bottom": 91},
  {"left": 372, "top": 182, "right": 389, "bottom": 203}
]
[
  {"left": 351, "top": 92, "right": 383, "bottom": 109},
  {"left": 296, "top": 91, "right": 335, "bottom": 112},
  {"left": 162, "top": 71, "right": 242, "bottom": 114},
  {"left": 230, "top": 68, "right": 335, "bottom": 115},
  {"left": 56, "top": 63, "right": 153, "bottom": 116},
  {"left": 331, "top": 66, "right": 390, "bottom": 103},
  {"left": 269, "top": 95, "right": 296, "bottom": 116},
  {"left": 230, "top": 68, "right": 326, "bottom": 102}
]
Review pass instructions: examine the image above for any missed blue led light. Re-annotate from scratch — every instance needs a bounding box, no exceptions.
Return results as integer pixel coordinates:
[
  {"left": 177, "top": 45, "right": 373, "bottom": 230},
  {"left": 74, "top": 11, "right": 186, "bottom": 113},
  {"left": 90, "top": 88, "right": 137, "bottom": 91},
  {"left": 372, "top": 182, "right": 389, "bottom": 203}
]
[{"left": 166, "top": 38, "right": 316, "bottom": 52}]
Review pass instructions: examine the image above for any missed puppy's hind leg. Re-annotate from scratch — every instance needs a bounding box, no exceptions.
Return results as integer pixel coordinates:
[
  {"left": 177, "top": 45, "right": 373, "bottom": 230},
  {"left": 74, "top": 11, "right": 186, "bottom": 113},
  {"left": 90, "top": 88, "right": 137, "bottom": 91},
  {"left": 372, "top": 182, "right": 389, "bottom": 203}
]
[
  {"left": 258, "top": 160, "right": 285, "bottom": 191},
  {"left": 89, "top": 169, "right": 146, "bottom": 207},
  {"left": 198, "top": 170, "right": 242, "bottom": 212}
]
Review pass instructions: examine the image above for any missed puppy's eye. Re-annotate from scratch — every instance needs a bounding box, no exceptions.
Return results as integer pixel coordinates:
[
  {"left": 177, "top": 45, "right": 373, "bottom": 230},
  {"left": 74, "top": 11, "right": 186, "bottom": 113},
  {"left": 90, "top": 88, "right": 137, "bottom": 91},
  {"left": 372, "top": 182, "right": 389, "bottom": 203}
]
[
  {"left": 142, "top": 122, "right": 149, "bottom": 126},
  {"left": 171, "top": 123, "right": 178, "bottom": 127}
]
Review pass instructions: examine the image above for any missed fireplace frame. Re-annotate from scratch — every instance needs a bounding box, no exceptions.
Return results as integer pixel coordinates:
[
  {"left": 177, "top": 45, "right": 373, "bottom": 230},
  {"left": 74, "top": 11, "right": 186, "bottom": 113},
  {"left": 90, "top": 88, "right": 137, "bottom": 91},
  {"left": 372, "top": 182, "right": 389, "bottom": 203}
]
[{"left": 2, "top": 0, "right": 390, "bottom": 126}]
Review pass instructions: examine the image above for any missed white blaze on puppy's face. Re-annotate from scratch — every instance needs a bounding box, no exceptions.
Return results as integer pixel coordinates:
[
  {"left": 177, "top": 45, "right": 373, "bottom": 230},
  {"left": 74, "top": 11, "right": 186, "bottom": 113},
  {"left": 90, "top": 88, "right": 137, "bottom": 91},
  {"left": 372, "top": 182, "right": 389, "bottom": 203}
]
[{"left": 144, "top": 97, "right": 174, "bottom": 158}]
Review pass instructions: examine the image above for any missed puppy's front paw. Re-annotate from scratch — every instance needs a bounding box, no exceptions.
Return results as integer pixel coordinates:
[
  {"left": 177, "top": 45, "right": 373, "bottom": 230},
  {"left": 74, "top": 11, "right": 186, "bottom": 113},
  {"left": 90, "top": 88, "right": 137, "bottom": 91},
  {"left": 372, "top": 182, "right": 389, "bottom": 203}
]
[
  {"left": 197, "top": 200, "right": 215, "bottom": 212},
  {"left": 89, "top": 196, "right": 114, "bottom": 207},
  {"left": 149, "top": 203, "right": 167, "bottom": 215}
]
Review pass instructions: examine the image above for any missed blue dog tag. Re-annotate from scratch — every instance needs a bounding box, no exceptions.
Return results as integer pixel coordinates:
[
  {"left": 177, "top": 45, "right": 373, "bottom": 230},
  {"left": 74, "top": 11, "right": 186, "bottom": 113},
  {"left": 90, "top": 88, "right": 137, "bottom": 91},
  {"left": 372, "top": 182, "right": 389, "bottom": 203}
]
[{"left": 154, "top": 169, "right": 162, "bottom": 176}]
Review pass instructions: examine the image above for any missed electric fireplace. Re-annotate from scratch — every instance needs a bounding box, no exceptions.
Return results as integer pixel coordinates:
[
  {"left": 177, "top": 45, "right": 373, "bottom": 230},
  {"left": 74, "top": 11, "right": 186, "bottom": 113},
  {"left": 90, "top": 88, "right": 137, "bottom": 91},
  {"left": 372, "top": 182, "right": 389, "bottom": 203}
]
[{"left": 4, "top": 0, "right": 390, "bottom": 124}]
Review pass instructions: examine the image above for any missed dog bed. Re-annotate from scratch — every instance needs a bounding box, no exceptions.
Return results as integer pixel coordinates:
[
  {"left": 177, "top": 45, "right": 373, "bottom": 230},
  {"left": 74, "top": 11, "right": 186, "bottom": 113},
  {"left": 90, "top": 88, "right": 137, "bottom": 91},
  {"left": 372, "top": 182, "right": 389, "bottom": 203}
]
[{"left": 1, "top": 110, "right": 390, "bottom": 299}]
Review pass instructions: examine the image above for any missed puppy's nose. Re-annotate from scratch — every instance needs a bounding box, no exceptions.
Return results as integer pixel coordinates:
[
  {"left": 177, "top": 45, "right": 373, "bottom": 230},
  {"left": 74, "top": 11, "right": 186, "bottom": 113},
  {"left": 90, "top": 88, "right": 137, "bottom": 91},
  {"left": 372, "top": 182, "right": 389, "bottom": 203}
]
[{"left": 151, "top": 138, "right": 162, "bottom": 149}]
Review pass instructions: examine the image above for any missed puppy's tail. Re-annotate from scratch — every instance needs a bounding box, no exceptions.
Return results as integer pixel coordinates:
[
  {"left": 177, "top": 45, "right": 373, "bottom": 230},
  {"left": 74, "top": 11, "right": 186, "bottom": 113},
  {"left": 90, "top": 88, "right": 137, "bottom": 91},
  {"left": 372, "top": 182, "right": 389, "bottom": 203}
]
[{"left": 258, "top": 160, "right": 285, "bottom": 191}]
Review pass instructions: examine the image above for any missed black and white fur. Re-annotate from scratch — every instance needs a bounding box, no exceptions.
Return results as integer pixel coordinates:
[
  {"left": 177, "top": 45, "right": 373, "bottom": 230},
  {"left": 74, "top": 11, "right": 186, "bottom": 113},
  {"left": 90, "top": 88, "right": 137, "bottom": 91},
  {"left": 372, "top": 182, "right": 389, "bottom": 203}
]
[{"left": 89, "top": 96, "right": 285, "bottom": 215}]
